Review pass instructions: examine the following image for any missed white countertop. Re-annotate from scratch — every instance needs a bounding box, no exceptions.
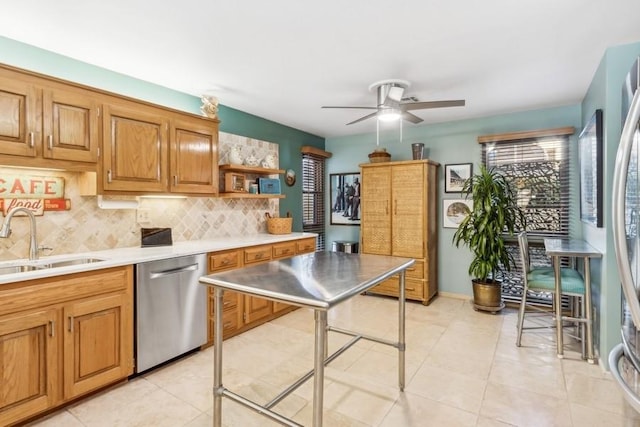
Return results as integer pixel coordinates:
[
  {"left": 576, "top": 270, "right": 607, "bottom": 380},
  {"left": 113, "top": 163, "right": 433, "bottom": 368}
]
[{"left": 0, "top": 232, "right": 317, "bottom": 284}]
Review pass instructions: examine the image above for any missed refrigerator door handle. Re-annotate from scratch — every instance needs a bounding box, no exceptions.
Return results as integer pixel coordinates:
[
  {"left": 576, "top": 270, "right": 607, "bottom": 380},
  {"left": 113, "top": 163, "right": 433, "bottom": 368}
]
[
  {"left": 609, "top": 343, "right": 640, "bottom": 413},
  {"left": 613, "top": 87, "right": 640, "bottom": 328}
]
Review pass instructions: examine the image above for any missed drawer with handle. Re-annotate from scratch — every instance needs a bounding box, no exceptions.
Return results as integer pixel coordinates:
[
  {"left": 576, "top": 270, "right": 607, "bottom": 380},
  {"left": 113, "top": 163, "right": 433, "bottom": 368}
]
[
  {"left": 272, "top": 242, "right": 296, "bottom": 259},
  {"left": 244, "top": 245, "right": 272, "bottom": 264},
  {"left": 208, "top": 249, "right": 241, "bottom": 272}
]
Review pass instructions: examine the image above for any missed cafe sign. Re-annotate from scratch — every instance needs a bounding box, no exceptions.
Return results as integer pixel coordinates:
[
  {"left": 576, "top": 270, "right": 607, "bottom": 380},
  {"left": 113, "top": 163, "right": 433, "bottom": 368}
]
[{"left": 0, "top": 174, "right": 70, "bottom": 216}]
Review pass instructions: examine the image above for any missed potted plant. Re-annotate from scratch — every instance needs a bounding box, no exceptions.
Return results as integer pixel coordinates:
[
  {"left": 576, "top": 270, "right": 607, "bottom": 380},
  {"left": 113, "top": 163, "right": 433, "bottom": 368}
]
[{"left": 452, "top": 165, "right": 525, "bottom": 313}]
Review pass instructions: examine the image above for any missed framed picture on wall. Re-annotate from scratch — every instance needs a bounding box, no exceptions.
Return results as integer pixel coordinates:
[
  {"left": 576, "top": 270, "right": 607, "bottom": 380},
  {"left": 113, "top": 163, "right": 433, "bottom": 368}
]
[
  {"left": 330, "top": 172, "right": 361, "bottom": 226},
  {"left": 445, "top": 163, "right": 473, "bottom": 193},
  {"left": 443, "top": 199, "right": 473, "bottom": 228},
  {"left": 578, "top": 109, "right": 603, "bottom": 227}
]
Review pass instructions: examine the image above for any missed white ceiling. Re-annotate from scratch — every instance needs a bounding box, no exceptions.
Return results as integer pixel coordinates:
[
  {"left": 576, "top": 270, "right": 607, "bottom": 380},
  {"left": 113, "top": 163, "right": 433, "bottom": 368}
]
[{"left": 2, "top": 1, "right": 640, "bottom": 138}]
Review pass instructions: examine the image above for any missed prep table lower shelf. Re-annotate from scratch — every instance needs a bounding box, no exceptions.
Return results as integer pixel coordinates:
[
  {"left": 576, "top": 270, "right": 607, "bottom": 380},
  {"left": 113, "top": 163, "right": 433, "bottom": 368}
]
[{"left": 199, "top": 251, "right": 414, "bottom": 427}]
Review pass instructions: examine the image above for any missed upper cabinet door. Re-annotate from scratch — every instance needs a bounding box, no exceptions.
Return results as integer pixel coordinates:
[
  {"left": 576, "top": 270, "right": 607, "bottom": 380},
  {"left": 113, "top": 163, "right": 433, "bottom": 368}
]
[
  {"left": 0, "top": 75, "right": 39, "bottom": 157},
  {"left": 102, "top": 104, "right": 169, "bottom": 193},
  {"left": 170, "top": 117, "right": 218, "bottom": 194},
  {"left": 42, "top": 88, "right": 99, "bottom": 163}
]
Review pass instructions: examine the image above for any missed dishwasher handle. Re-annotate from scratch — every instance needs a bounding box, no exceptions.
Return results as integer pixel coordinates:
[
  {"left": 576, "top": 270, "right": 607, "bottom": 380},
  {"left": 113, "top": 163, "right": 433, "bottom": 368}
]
[{"left": 149, "top": 263, "right": 199, "bottom": 279}]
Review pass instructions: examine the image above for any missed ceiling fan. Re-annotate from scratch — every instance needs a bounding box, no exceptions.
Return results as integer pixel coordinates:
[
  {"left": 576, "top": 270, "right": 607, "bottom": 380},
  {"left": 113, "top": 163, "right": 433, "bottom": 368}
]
[{"left": 322, "top": 79, "right": 465, "bottom": 125}]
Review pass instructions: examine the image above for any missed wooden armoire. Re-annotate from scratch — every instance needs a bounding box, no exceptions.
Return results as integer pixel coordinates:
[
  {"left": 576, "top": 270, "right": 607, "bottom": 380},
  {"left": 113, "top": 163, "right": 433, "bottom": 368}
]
[{"left": 360, "top": 159, "right": 439, "bottom": 305}]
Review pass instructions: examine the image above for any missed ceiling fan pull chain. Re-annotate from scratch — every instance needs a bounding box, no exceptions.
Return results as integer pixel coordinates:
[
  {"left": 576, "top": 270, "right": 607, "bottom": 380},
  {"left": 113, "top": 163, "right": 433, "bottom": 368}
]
[{"left": 376, "top": 120, "right": 380, "bottom": 146}]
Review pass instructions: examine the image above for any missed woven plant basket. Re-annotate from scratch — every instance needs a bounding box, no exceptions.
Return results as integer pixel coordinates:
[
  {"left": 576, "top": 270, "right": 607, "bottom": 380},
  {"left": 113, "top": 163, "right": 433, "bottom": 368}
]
[{"left": 265, "top": 212, "right": 292, "bottom": 234}]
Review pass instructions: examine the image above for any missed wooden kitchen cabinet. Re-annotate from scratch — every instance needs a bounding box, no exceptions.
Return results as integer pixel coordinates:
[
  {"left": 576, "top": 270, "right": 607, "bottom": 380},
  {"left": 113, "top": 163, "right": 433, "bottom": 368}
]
[
  {"left": 170, "top": 117, "right": 218, "bottom": 194},
  {"left": 0, "top": 66, "right": 99, "bottom": 169},
  {"left": 206, "top": 236, "right": 316, "bottom": 344},
  {"left": 100, "top": 102, "right": 219, "bottom": 195},
  {"left": 360, "top": 160, "right": 439, "bottom": 304},
  {"left": 0, "top": 308, "right": 58, "bottom": 427},
  {"left": 63, "top": 292, "right": 131, "bottom": 399},
  {"left": 0, "top": 266, "right": 133, "bottom": 427},
  {"left": 101, "top": 104, "right": 169, "bottom": 193}
]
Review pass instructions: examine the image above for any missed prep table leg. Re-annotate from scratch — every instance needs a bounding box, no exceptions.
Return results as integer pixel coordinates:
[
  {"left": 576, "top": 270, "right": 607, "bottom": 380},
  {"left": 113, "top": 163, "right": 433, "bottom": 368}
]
[
  {"left": 398, "top": 270, "right": 406, "bottom": 391},
  {"left": 313, "top": 310, "right": 327, "bottom": 427},
  {"left": 213, "top": 287, "right": 224, "bottom": 427},
  {"left": 584, "top": 257, "right": 595, "bottom": 363},
  {"left": 553, "top": 256, "right": 564, "bottom": 358}
]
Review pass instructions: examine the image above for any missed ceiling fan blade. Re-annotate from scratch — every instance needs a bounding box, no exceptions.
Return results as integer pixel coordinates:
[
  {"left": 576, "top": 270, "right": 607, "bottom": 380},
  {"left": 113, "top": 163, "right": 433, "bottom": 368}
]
[
  {"left": 321, "top": 106, "right": 377, "bottom": 110},
  {"left": 346, "top": 111, "right": 378, "bottom": 125},
  {"left": 402, "top": 111, "right": 423, "bottom": 124},
  {"left": 403, "top": 100, "right": 466, "bottom": 111}
]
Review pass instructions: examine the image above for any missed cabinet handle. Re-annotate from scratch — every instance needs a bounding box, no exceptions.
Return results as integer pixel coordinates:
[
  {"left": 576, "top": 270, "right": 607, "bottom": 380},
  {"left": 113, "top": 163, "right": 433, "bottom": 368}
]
[
  {"left": 223, "top": 321, "right": 232, "bottom": 328},
  {"left": 255, "top": 253, "right": 263, "bottom": 259},
  {"left": 107, "top": 169, "right": 113, "bottom": 183},
  {"left": 221, "top": 259, "right": 229, "bottom": 265},
  {"left": 29, "top": 132, "right": 35, "bottom": 148},
  {"left": 406, "top": 287, "right": 416, "bottom": 291},
  {"left": 386, "top": 201, "right": 389, "bottom": 215},
  {"left": 394, "top": 200, "right": 397, "bottom": 215},
  {"left": 173, "top": 175, "right": 178, "bottom": 186},
  {"left": 47, "top": 135, "right": 53, "bottom": 150},
  {"left": 68, "top": 316, "right": 74, "bottom": 333},
  {"left": 49, "top": 320, "right": 55, "bottom": 337}
]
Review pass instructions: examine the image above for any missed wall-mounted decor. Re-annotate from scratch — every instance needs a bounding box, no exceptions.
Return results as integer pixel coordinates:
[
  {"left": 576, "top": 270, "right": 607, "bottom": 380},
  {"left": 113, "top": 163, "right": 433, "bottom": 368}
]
[
  {"left": 330, "top": 172, "right": 361, "bottom": 226},
  {"left": 285, "top": 169, "right": 296, "bottom": 186},
  {"left": 443, "top": 199, "right": 473, "bottom": 228},
  {"left": 579, "top": 109, "right": 603, "bottom": 227},
  {"left": 444, "top": 163, "right": 472, "bottom": 193}
]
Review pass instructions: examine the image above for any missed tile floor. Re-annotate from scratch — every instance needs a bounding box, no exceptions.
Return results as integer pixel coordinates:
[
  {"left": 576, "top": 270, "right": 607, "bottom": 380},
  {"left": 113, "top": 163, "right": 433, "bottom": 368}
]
[{"left": 27, "top": 295, "right": 640, "bottom": 426}]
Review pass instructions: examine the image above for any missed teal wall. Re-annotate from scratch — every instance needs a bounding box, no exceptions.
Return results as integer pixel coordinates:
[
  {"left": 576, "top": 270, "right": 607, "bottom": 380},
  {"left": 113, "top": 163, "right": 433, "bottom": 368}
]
[
  {"left": 326, "top": 105, "right": 582, "bottom": 298},
  {"left": 0, "top": 36, "right": 324, "bottom": 231},
  {"left": 581, "top": 40, "right": 640, "bottom": 368}
]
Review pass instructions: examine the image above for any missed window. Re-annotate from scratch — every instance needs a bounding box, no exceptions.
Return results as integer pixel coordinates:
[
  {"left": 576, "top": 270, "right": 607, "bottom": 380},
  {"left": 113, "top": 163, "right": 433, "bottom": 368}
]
[
  {"left": 478, "top": 127, "right": 575, "bottom": 304},
  {"left": 301, "top": 146, "right": 331, "bottom": 251}
]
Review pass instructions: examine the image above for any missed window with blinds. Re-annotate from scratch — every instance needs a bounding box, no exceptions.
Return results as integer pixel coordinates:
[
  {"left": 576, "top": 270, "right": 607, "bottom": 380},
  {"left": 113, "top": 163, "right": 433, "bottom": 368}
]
[
  {"left": 478, "top": 127, "right": 574, "bottom": 305},
  {"left": 302, "top": 152, "right": 326, "bottom": 251},
  {"left": 481, "top": 135, "right": 572, "bottom": 238}
]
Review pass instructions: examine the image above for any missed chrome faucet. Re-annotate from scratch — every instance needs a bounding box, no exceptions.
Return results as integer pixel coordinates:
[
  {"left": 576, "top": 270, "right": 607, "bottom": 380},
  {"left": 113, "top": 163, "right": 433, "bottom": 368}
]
[{"left": 0, "top": 207, "right": 39, "bottom": 260}]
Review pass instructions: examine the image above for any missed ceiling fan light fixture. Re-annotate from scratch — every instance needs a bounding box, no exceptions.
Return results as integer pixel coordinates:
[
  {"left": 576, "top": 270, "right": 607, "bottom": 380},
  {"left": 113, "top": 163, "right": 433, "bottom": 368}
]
[{"left": 378, "top": 108, "right": 401, "bottom": 122}]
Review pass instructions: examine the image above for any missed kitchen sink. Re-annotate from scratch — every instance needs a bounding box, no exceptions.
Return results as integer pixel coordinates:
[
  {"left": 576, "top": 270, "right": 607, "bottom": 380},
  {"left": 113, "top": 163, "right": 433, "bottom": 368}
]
[
  {"left": 40, "top": 257, "right": 107, "bottom": 269},
  {"left": 0, "top": 264, "right": 43, "bottom": 275},
  {"left": 0, "top": 257, "right": 108, "bottom": 276}
]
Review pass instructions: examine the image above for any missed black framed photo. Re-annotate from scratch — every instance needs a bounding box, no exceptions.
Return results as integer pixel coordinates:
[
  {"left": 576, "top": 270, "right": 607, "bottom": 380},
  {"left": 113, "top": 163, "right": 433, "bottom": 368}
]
[
  {"left": 445, "top": 163, "right": 472, "bottom": 193},
  {"left": 579, "top": 109, "right": 603, "bottom": 227},
  {"left": 330, "top": 172, "right": 361, "bottom": 226}
]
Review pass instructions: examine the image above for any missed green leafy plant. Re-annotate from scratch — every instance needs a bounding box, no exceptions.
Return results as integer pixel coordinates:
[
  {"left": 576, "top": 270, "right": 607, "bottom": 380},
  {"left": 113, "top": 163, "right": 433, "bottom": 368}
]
[{"left": 452, "top": 165, "right": 525, "bottom": 282}]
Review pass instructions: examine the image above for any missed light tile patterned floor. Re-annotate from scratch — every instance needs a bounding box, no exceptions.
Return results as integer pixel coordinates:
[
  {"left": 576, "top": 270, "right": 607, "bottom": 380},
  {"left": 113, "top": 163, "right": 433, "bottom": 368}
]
[{"left": 28, "top": 295, "right": 640, "bottom": 426}]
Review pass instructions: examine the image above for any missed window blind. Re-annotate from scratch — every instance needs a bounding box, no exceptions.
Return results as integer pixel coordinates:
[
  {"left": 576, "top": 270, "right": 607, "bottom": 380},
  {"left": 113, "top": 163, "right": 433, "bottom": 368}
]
[
  {"left": 481, "top": 135, "right": 572, "bottom": 238},
  {"left": 302, "top": 153, "right": 326, "bottom": 251}
]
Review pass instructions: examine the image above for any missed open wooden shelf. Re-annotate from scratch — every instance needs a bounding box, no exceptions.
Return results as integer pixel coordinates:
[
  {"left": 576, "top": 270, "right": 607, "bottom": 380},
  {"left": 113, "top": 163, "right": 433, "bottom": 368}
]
[
  {"left": 219, "top": 164, "right": 284, "bottom": 175},
  {"left": 218, "top": 192, "right": 285, "bottom": 199}
]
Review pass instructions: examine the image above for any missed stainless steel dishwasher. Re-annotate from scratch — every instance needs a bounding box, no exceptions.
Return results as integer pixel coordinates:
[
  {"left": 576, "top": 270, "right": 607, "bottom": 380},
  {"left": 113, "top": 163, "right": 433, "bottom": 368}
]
[{"left": 135, "top": 254, "right": 207, "bottom": 373}]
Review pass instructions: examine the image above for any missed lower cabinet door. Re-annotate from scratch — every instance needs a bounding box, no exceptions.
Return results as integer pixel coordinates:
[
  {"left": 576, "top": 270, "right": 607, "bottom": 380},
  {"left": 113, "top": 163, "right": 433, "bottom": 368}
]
[
  {"left": 63, "top": 293, "right": 132, "bottom": 399},
  {"left": 0, "top": 308, "right": 58, "bottom": 426},
  {"left": 243, "top": 296, "right": 272, "bottom": 325}
]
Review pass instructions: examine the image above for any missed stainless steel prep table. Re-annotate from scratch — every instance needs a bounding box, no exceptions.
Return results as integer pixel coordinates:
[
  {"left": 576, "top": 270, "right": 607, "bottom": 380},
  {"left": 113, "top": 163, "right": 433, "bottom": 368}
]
[{"left": 199, "top": 251, "right": 414, "bottom": 427}]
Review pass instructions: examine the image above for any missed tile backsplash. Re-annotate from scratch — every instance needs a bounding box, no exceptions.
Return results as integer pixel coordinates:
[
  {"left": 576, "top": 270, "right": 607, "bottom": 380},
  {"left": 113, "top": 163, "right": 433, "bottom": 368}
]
[{"left": 0, "top": 132, "right": 280, "bottom": 261}]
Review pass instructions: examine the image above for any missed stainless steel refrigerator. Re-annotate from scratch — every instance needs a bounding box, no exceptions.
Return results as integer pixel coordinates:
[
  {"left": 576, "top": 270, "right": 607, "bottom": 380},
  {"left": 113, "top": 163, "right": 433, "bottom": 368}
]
[{"left": 611, "top": 57, "right": 640, "bottom": 412}]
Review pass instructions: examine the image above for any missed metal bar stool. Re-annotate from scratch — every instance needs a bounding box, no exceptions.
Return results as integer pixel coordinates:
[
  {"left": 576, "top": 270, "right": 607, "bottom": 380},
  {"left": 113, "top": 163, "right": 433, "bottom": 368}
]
[{"left": 515, "top": 232, "right": 590, "bottom": 358}]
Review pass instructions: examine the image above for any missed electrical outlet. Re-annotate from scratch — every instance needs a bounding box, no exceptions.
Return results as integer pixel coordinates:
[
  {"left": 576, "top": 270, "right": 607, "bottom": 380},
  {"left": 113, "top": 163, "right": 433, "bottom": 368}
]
[{"left": 137, "top": 208, "right": 150, "bottom": 223}]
